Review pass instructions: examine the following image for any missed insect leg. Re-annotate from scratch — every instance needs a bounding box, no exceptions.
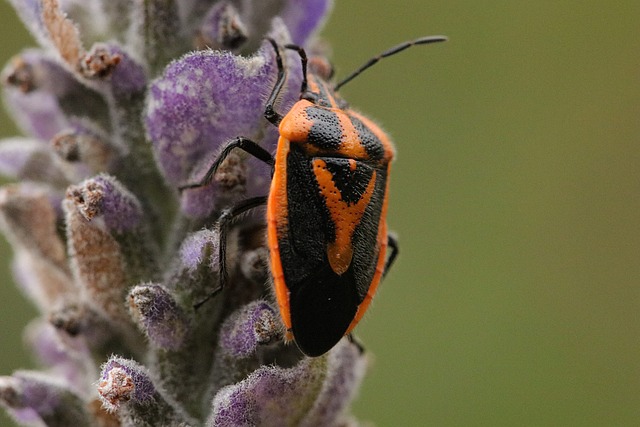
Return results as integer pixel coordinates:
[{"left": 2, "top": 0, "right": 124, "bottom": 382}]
[
  {"left": 194, "top": 195, "right": 269, "bottom": 309},
  {"left": 383, "top": 233, "right": 399, "bottom": 277},
  {"left": 347, "top": 334, "right": 365, "bottom": 354},
  {"left": 179, "top": 137, "right": 274, "bottom": 191},
  {"left": 283, "top": 44, "right": 308, "bottom": 94},
  {"left": 263, "top": 38, "right": 286, "bottom": 126}
]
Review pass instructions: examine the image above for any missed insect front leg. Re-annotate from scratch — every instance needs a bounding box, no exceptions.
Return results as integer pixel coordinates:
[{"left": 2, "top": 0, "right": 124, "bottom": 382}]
[{"left": 179, "top": 137, "right": 274, "bottom": 191}]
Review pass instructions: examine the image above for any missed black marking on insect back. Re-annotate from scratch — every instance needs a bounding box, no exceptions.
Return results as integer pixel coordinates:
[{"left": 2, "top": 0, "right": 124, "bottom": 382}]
[
  {"left": 289, "top": 264, "right": 359, "bottom": 357},
  {"left": 323, "top": 158, "right": 375, "bottom": 205},
  {"left": 305, "top": 107, "right": 342, "bottom": 150},
  {"left": 349, "top": 114, "right": 385, "bottom": 160},
  {"left": 278, "top": 145, "right": 334, "bottom": 284}
]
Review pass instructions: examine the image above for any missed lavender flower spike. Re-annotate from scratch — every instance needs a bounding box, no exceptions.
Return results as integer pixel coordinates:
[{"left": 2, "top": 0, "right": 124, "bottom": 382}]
[{"left": 0, "top": 0, "right": 381, "bottom": 425}]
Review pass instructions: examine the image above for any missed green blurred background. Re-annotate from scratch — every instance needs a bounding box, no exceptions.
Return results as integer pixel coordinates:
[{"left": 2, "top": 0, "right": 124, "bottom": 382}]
[{"left": 1, "top": 1, "right": 639, "bottom": 426}]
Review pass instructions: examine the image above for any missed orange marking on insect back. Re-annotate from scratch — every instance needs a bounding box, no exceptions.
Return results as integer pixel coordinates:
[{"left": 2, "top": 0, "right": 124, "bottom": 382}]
[
  {"left": 278, "top": 100, "right": 315, "bottom": 143},
  {"left": 336, "top": 110, "right": 369, "bottom": 159},
  {"left": 312, "top": 159, "right": 377, "bottom": 275},
  {"left": 348, "top": 110, "right": 395, "bottom": 161},
  {"left": 267, "top": 137, "right": 292, "bottom": 331}
]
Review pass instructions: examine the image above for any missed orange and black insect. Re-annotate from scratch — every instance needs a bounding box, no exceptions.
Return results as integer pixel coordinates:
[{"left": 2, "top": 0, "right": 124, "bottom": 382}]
[{"left": 183, "top": 35, "right": 447, "bottom": 356}]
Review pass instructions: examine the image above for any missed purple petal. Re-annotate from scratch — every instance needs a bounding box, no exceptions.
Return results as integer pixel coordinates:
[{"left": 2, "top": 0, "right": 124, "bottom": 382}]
[
  {"left": 281, "top": 0, "right": 333, "bottom": 46},
  {"left": 64, "top": 176, "right": 157, "bottom": 324},
  {"left": 146, "top": 19, "right": 304, "bottom": 217},
  {"left": 145, "top": 42, "right": 276, "bottom": 187}
]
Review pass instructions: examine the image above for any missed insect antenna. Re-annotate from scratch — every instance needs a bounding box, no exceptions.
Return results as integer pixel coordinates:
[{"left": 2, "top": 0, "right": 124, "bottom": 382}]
[{"left": 334, "top": 35, "right": 447, "bottom": 91}]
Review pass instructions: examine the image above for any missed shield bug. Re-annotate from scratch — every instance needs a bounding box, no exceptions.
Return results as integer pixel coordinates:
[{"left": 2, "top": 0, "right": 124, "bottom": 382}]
[{"left": 182, "top": 35, "right": 447, "bottom": 356}]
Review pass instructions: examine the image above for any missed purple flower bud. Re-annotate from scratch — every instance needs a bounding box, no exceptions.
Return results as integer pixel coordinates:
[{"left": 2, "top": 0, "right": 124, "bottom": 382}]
[
  {"left": 165, "top": 228, "right": 222, "bottom": 313},
  {"left": 99, "top": 357, "right": 196, "bottom": 426},
  {"left": 0, "top": 371, "right": 91, "bottom": 427},
  {"left": 1, "top": 50, "right": 110, "bottom": 140},
  {"left": 64, "top": 175, "right": 159, "bottom": 325},
  {"left": 0, "top": 184, "right": 73, "bottom": 310},
  {"left": 98, "top": 358, "right": 155, "bottom": 410},
  {"left": 197, "top": 2, "right": 248, "bottom": 51},
  {"left": 50, "top": 122, "right": 120, "bottom": 178},
  {"left": 0, "top": 137, "right": 70, "bottom": 185},
  {"left": 67, "top": 174, "right": 144, "bottom": 233},
  {"left": 179, "top": 228, "right": 220, "bottom": 274},
  {"left": 79, "top": 43, "right": 148, "bottom": 99},
  {"left": 24, "top": 319, "right": 97, "bottom": 394},
  {"left": 2, "top": 83, "right": 69, "bottom": 142},
  {"left": 129, "top": 284, "right": 190, "bottom": 350},
  {"left": 219, "top": 301, "right": 281, "bottom": 358},
  {"left": 208, "top": 355, "right": 325, "bottom": 427},
  {"left": 144, "top": 21, "right": 305, "bottom": 217},
  {"left": 300, "top": 340, "right": 368, "bottom": 426}
]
